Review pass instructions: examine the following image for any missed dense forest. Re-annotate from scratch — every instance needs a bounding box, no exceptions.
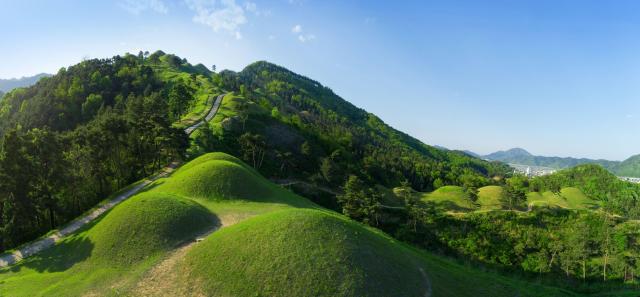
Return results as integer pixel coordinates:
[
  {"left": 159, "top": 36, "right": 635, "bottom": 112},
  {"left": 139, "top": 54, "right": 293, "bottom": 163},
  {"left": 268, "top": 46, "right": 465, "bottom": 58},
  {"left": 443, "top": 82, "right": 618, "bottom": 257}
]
[
  {"left": 0, "top": 52, "right": 212, "bottom": 250},
  {"left": 4, "top": 52, "right": 640, "bottom": 293}
]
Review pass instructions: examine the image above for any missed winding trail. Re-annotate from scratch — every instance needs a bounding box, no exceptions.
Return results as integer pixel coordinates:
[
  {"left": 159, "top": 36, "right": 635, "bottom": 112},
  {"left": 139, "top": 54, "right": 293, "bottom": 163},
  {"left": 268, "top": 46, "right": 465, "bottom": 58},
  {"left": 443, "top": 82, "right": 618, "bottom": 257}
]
[{"left": 0, "top": 93, "right": 226, "bottom": 268}]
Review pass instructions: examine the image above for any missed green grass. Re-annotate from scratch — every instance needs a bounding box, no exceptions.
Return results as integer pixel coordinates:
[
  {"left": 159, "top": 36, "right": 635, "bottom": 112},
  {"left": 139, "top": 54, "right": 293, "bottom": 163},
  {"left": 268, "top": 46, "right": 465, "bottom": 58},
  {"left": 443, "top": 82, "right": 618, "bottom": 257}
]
[
  {"left": 561, "top": 187, "right": 601, "bottom": 209},
  {"left": 0, "top": 153, "right": 605, "bottom": 296},
  {"left": 420, "top": 185, "right": 478, "bottom": 211},
  {"left": 179, "top": 208, "right": 429, "bottom": 297},
  {"left": 476, "top": 185, "right": 504, "bottom": 211},
  {"left": 0, "top": 192, "right": 214, "bottom": 296},
  {"left": 527, "top": 187, "right": 600, "bottom": 210},
  {"left": 147, "top": 56, "right": 218, "bottom": 129},
  {"left": 0, "top": 153, "right": 316, "bottom": 296}
]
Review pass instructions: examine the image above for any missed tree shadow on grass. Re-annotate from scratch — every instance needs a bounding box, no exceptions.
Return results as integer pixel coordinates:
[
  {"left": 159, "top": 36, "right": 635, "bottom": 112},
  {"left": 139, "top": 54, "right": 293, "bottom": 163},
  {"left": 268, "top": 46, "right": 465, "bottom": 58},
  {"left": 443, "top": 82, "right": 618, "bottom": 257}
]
[{"left": 6, "top": 236, "right": 94, "bottom": 274}]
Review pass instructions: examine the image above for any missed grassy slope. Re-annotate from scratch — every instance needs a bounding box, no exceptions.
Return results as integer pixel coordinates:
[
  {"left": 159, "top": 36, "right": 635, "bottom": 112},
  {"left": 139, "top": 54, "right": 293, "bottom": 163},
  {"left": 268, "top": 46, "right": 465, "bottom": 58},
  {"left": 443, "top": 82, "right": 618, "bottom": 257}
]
[
  {"left": 179, "top": 208, "right": 576, "bottom": 297},
  {"left": 414, "top": 185, "right": 599, "bottom": 213},
  {"left": 0, "top": 152, "right": 582, "bottom": 296},
  {"left": 0, "top": 153, "right": 317, "bottom": 296},
  {"left": 420, "top": 185, "right": 477, "bottom": 212},
  {"left": 0, "top": 193, "right": 215, "bottom": 296},
  {"left": 180, "top": 209, "right": 428, "bottom": 297},
  {"left": 527, "top": 187, "right": 600, "bottom": 210},
  {"left": 476, "top": 185, "right": 504, "bottom": 211}
]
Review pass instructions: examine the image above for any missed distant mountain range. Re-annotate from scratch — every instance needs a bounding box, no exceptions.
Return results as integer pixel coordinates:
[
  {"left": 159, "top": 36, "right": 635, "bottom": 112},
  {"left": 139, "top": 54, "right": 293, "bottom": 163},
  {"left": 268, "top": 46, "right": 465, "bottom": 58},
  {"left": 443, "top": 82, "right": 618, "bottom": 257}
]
[
  {"left": 480, "top": 148, "right": 640, "bottom": 178},
  {"left": 0, "top": 73, "right": 51, "bottom": 93}
]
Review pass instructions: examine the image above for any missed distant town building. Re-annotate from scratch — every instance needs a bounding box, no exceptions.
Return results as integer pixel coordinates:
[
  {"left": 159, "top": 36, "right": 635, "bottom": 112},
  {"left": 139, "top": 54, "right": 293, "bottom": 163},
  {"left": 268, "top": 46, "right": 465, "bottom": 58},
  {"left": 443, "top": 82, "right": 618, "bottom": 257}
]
[
  {"left": 619, "top": 176, "right": 640, "bottom": 184},
  {"left": 509, "top": 164, "right": 556, "bottom": 177}
]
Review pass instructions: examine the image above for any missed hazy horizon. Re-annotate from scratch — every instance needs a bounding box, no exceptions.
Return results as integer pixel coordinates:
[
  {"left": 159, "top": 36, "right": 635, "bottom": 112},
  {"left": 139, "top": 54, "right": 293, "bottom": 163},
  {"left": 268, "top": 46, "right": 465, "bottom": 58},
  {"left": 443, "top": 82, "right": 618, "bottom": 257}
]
[{"left": 3, "top": 0, "right": 639, "bottom": 160}]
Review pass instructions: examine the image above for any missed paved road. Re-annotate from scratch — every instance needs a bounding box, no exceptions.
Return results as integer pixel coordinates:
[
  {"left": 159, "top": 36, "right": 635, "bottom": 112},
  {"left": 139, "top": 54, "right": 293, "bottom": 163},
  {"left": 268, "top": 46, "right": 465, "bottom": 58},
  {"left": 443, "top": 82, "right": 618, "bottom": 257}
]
[
  {"left": 185, "top": 93, "right": 224, "bottom": 135},
  {"left": 0, "top": 93, "right": 226, "bottom": 268}
]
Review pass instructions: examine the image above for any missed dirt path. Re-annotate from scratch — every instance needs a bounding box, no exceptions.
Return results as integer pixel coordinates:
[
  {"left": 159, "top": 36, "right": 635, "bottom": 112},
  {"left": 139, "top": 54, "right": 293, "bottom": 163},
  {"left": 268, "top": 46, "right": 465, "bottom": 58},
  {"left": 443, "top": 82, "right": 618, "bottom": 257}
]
[
  {"left": 0, "top": 93, "right": 226, "bottom": 268},
  {"left": 129, "top": 228, "right": 218, "bottom": 297},
  {"left": 129, "top": 214, "right": 241, "bottom": 296}
]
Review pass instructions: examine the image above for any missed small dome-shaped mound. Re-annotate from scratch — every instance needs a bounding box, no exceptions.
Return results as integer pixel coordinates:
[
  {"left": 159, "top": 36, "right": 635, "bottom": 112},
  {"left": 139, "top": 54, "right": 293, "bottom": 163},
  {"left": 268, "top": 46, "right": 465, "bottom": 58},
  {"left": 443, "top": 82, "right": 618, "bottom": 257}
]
[
  {"left": 88, "top": 192, "right": 215, "bottom": 265},
  {"left": 157, "top": 159, "right": 275, "bottom": 201},
  {"left": 155, "top": 153, "right": 313, "bottom": 208},
  {"left": 176, "top": 152, "right": 257, "bottom": 175},
  {"left": 180, "top": 209, "right": 428, "bottom": 297}
]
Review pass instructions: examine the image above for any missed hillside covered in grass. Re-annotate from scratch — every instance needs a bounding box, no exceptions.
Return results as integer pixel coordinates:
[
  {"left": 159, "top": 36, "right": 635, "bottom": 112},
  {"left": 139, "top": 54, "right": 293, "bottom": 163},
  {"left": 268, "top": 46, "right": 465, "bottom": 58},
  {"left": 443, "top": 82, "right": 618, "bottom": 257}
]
[{"left": 0, "top": 153, "right": 576, "bottom": 297}]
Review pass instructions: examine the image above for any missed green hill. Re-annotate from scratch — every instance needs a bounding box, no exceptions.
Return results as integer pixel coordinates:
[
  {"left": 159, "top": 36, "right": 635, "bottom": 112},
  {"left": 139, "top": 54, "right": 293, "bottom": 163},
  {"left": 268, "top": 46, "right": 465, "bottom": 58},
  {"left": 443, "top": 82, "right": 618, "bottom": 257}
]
[
  {"left": 614, "top": 154, "right": 640, "bottom": 178},
  {"left": 476, "top": 185, "right": 504, "bottom": 211},
  {"left": 0, "top": 153, "right": 315, "bottom": 296},
  {"left": 180, "top": 209, "right": 429, "bottom": 297},
  {"left": 420, "top": 185, "right": 477, "bottom": 212}
]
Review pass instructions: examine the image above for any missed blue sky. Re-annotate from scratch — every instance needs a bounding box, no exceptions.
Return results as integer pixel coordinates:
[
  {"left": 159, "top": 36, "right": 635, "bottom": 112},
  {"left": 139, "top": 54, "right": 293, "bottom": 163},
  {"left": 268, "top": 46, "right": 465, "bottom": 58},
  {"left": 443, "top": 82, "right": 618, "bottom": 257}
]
[{"left": 2, "top": 0, "right": 640, "bottom": 160}]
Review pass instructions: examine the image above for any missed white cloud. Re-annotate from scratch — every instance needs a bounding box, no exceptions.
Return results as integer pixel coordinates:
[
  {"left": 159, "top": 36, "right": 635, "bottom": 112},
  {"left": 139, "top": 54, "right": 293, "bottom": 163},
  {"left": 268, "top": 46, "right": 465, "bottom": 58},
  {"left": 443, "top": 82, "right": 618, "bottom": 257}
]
[
  {"left": 268, "top": 35, "right": 276, "bottom": 40},
  {"left": 185, "top": 0, "right": 247, "bottom": 38},
  {"left": 291, "top": 24, "right": 314, "bottom": 42},
  {"left": 119, "top": 0, "right": 168, "bottom": 15},
  {"left": 298, "top": 34, "right": 315, "bottom": 43},
  {"left": 244, "top": 2, "right": 257, "bottom": 13}
]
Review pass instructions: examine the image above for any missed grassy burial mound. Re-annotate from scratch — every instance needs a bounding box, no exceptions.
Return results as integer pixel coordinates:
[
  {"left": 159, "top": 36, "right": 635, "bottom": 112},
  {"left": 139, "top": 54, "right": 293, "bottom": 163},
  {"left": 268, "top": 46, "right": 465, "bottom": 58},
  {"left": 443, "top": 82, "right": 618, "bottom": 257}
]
[
  {"left": 420, "top": 185, "right": 477, "bottom": 212},
  {"left": 88, "top": 192, "right": 216, "bottom": 266},
  {"left": 476, "top": 185, "right": 504, "bottom": 211},
  {"left": 179, "top": 208, "right": 429, "bottom": 297},
  {"left": 154, "top": 152, "right": 312, "bottom": 207},
  {"left": 0, "top": 153, "right": 314, "bottom": 296},
  {"left": 0, "top": 192, "right": 216, "bottom": 296}
]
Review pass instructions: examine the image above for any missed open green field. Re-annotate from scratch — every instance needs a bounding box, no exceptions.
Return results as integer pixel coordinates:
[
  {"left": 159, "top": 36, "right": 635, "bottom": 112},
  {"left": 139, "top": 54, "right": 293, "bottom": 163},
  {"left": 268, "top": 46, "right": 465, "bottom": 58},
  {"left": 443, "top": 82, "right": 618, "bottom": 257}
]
[{"left": 0, "top": 153, "right": 590, "bottom": 296}]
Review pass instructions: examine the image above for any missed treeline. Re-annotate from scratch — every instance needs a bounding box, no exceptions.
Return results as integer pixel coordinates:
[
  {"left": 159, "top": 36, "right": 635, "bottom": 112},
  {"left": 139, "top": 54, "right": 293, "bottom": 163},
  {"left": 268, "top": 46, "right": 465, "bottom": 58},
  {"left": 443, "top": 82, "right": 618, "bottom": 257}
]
[
  {"left": 0, "top": 52, "right": 205, "bottom": 251},
  {"left": 334, "top": 174, "right": 640, "bottom": 290}
]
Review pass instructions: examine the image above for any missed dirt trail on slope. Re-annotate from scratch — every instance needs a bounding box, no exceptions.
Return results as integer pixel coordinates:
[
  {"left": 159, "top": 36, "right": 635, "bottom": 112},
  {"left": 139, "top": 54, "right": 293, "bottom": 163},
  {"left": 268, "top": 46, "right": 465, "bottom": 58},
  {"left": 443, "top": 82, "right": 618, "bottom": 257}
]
[{"left": 129, "top": 213, "right": 243, "bottom": 297}]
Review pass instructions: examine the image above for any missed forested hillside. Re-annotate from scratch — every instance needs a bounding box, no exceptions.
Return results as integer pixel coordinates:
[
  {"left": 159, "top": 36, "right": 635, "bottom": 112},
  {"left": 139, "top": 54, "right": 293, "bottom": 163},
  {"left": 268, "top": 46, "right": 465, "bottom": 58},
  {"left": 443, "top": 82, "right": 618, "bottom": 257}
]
[
  {"left": 0, "top": 51, "right": 215, "bottom": 251},
  {"left": 4, "top": 52, "right": 640, "bottom": 295},
  {"left": 186, "top": 60, "right": 640, "bottom": 293},
  {"left": 194, "top": 61, "right": 510, "bottom": 194}
]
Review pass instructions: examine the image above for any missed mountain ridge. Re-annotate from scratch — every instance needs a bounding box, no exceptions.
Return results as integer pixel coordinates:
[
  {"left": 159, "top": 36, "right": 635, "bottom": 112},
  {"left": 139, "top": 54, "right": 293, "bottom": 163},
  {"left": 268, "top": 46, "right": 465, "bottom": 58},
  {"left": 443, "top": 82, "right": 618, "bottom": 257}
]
[
  {"left": 480, "top": 147, "right": 640, "bottom": 177},
  {"left": 0, "top": 73, "right": 51, "bottom": 93}
]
